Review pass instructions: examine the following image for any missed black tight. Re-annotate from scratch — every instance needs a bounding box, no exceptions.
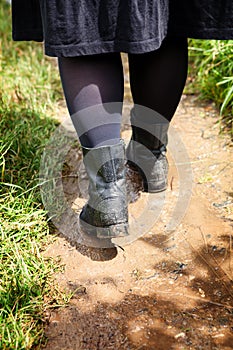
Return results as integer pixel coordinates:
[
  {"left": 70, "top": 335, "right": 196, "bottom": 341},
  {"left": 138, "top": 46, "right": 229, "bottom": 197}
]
[
  {"left": 128, "top": 37, "right": 188, "bottom": 121},
  {"left": 58, "top": 37, "right": 188, "bottom": 147},
  {"left": 58, "top": 53, "right": 124, "bottom": 147}
]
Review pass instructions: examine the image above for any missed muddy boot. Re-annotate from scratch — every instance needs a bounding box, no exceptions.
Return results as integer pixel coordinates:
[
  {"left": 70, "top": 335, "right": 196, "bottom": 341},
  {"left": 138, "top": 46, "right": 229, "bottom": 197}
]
[
  {"left": 79, "top": 140, "right": 129, "bottom": 239},
  {"left": 126, "top": 109, "right": 169, "bottom": 193}
]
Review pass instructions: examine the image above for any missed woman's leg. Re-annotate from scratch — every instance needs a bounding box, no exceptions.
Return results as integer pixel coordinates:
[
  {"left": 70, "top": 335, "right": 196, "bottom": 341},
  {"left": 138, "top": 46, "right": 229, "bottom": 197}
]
[
  {"left": 58, "top": 53, "right": 128, "bottom": 241},
  {"left": 128, "top": 37, "right": 188, "bottom": 121},
  {"left": 127, "top": 37, "right": 188, "bottom": 192},
  {"left": 58, "top": 53, "right": 124, "bottom": 148}
]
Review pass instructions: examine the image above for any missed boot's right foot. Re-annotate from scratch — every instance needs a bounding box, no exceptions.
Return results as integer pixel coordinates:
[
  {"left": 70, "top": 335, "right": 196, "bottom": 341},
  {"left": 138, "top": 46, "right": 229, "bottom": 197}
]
[
  {"left": 126, "top": 108, "right": 169, "bottom": 193},
  {"left": 126, "top": 142, "right": 168, "bottom": 193}
]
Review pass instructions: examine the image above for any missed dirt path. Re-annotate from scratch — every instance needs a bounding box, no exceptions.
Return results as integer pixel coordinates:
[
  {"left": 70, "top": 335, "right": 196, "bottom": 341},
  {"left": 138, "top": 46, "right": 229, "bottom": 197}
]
[{"left": 42, "top": 59, "right": 233, "bottom": 350}]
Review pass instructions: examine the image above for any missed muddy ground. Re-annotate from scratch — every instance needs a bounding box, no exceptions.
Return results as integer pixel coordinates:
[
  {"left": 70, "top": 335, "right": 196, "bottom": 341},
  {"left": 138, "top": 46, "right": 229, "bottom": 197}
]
[{"left": 42, "top": 57, "right": 233, "bottom": 350}]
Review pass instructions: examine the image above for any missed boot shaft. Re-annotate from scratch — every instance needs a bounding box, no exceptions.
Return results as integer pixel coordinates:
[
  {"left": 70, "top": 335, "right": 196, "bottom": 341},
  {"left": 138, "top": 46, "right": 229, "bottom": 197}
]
[
  {"left": 82, "top": 140, "right": 126, "bottom": 197},
  {"left": 130, "top": 107, "right": 169, "bottom": 150}
]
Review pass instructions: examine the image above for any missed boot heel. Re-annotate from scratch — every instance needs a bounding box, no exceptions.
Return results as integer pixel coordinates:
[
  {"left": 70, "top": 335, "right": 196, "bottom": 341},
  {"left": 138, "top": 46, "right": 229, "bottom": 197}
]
[
  {"left": 96, "top": 223, "right": 129, "bottom": 239},
  {"left": 143, "top": 178, "right": 168, "bottom": 193}
]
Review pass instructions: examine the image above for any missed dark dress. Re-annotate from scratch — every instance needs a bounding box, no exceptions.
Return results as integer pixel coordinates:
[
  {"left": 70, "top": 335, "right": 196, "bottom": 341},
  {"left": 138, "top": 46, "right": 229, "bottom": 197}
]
[
  {"left": 12, "top": 0, "right": 169, "bottom": 56},
  {"left": 12, "top": 0, "right": 233, "bottom": 57},
  {"left": 168, "top": 0, "right": 233, "bottom": 39}
]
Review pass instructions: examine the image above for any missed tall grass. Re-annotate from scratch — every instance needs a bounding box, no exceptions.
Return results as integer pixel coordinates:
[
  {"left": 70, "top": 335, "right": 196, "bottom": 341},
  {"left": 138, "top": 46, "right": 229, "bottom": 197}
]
[
  {"left": 188, "top": 39, "right": 233, "bottom": 135},
  {"left": 1, "top": 2, "right": 64, "bottom": 349}
]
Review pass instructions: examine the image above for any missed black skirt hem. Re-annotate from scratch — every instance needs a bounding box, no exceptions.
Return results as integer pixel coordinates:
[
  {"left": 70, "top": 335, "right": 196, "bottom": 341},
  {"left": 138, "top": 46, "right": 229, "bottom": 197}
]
[
  {"left": 168, "top": 27, "right": 233, "bottom": 40},
  {"left": 44, "top": 37, "right": 166, "bottom": 57}
]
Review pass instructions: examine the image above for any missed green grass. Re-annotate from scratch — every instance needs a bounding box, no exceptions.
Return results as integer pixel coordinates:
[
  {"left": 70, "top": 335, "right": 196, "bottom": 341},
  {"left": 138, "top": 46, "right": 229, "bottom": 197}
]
[
  {"left": 0, "top": 2, "right": 65, "bottom": 349},
  {"left": 188, "top": 39, "right": 233, "bottom": 135}
]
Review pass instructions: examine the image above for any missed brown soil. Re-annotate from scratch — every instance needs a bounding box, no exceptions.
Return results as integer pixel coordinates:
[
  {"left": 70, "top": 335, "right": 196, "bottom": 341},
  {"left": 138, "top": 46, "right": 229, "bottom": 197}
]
[{"left": 42, "top": 56, "right": 233, "bottom": 350}]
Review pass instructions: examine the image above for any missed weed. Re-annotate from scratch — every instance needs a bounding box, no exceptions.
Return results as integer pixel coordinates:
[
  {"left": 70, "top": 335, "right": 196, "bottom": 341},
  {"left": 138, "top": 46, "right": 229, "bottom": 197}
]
[
  {"left": 1, "top": 2, "right": 65, "bottom": 349},
  {"left": 188, "top": 40, "right": 233, "bottom": 136}
]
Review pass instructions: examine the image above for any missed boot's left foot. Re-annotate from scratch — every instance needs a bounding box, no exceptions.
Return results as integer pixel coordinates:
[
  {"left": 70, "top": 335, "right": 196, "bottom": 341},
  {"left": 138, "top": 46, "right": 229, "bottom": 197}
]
[{"left": 79, "top": 140, "right": 129, "bottom": 241}]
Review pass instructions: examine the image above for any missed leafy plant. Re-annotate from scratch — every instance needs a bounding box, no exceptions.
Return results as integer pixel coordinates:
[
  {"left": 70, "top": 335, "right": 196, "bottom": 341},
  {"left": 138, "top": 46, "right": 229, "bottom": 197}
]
[
  {"left": 188, "top": 39, "right": 233, "bottom": 135},
  {"left": 0, "top": 2, "right": 64, "bottom": 349}
]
